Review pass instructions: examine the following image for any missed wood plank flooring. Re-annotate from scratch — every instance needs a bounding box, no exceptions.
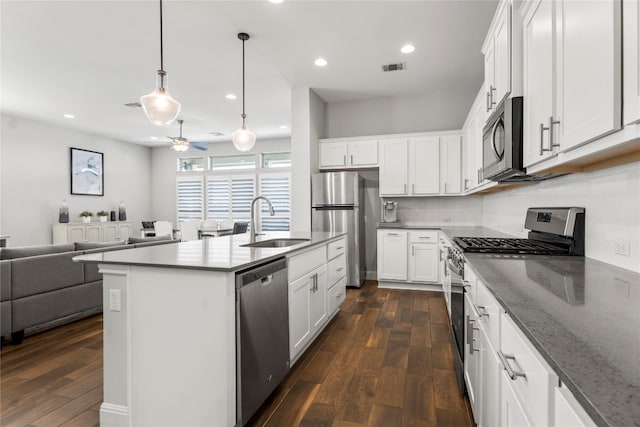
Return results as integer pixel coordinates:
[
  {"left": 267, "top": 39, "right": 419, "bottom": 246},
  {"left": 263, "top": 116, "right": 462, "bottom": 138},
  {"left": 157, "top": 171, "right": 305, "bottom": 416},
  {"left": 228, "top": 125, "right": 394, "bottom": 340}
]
[{"left": 0, "top": 280, "right": 473, "bottom": 427}]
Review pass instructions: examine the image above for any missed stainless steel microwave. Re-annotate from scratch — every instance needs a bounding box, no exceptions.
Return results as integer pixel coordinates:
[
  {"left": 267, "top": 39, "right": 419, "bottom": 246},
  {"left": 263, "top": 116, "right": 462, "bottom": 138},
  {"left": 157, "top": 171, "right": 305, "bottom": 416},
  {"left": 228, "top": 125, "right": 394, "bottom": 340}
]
[{"left": 482, "top": 96, "right": 524, "bottom": 182}]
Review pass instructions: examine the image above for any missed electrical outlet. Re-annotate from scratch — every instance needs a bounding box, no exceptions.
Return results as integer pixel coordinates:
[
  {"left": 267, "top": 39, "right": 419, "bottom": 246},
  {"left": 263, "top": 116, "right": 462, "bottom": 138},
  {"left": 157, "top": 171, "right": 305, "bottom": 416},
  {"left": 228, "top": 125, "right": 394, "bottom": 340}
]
[
  {"left": 109, "top": 289, "right": 122, "bottom": 312},
  {"left": 614, "top": 239, "right": 630, "bottom": 257},
  {"left": 364, "top": 215, "right": 368, "bottom": 223}
]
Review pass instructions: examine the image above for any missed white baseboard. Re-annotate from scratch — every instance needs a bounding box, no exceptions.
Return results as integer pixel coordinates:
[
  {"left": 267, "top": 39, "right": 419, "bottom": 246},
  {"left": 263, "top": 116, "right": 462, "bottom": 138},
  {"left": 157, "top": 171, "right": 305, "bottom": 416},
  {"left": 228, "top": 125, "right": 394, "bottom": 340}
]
[
  {"left": 377, "top": 281, "right": 444, "bottom": 292},
  {"left": 100, "top": 403, "right": 129, "bottom": 426}
]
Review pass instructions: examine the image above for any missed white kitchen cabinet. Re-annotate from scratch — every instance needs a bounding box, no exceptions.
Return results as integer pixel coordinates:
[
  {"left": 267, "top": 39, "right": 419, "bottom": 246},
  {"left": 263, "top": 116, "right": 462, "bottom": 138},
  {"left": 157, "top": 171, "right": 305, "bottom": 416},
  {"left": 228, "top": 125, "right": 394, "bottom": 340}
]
[
  {"left": 408, "top": 231, "right": 439, "bottom": 283},
  {"left": 439, "top": 135, "right": 461, "bottom": 194},
  {"left": 522, "top": 0, "right": 621, "bottom": 167},
  {"left": 483, "top": 1, "right": 512, "bottom": 113},
  {"left": 501, "top": 371, "right": 533, "bottom": 427},
  {"left": 624, "top": 0, "right": 640, "bottom": 124},
  {"left": 326, "top": 237, "right": 347, "bottom": 315},
  {"left": 463, "top": 86, "right": 489, "bottom": 192},
  {"left": 288, "top": 244, "right": 329, "bottom": 363},
  {"left": 409, "top": 136, "right": 440, "bottom": 195},
  {"left": 499, "top": 312, "right": 557, "bottom": 426},
  {"left": 479, "top": 323, "right": 501, "bottom": 427},
  {"left": 318, "top": 139, "right": 378, "bottom": 169},
  {"left": 53, "top": 222, "right": 133, "bottom": 244},
  {"left": 377, "top": 230, "right": 408, "bottom": 281},
  {"left": 379, "top": 139, "right": 409, "bottom": 195},
  {"left": 464, "top": 293, "right": 481, "bottom": 421},
  {"left": 554, "top": 385, "right": 597, "bottom": 427},
  {"left": 380, "top": 134, "right": 461, "bottom": 197}
]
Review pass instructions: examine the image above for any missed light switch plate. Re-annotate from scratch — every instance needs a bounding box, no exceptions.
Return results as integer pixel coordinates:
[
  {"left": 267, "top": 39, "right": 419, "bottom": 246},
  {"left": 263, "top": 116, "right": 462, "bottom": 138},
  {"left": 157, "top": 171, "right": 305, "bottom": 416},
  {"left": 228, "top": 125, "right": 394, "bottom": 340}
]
[{"left": 109, "top": 289, "right": 122, "bottom": 311}]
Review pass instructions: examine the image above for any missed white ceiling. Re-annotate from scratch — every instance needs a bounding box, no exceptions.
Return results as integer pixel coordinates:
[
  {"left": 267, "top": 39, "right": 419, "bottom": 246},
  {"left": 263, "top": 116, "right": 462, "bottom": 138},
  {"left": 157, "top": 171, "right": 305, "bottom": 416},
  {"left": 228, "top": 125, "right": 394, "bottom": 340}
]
[{"left": 1, "top": 0, "right": 497, "bottom": 148}]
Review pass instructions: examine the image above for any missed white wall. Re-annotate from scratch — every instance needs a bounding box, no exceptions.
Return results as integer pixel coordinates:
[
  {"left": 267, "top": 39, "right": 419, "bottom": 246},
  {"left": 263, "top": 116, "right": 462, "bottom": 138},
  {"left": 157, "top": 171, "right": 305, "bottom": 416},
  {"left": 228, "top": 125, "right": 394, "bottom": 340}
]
[
  {"left": 325, "top": 89, "right": 475, "bottom": 138},
  {"left": 150, "top": 138, "right": 291, "bottom": 226},
  {"left": 290, "top": 87, "right": 326, "bottom": 232},
  {"left": 0, "top": 114, "right": 152, "bottom": 246},
  {"left": 482, "top": 162, "right": 640, "bottom": 272},
  {"left": 389, "top": 195, "right": 484, "bottom": 226}
]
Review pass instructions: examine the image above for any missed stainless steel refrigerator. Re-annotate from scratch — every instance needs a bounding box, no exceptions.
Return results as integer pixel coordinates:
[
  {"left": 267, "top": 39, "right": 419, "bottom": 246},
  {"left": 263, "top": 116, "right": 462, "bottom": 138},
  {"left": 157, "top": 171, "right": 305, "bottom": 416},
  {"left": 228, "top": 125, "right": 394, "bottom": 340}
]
[{"left": 311, "top": 171, "right": 365, "bottom": 288}]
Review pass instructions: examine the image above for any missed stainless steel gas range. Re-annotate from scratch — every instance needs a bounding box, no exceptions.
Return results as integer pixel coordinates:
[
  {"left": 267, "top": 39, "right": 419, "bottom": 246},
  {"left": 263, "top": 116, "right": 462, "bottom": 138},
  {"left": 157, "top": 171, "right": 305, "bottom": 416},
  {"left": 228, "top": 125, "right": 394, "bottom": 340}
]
[{"left": 447, "top": 207, "right": 586, "bottom": 395}]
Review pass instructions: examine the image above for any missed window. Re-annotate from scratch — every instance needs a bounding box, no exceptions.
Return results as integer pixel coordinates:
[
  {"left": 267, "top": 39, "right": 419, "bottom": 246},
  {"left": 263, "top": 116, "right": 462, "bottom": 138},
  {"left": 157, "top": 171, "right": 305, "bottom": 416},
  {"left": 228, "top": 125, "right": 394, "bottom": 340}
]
[
  {"left": 176, "top": 176, "right": 204, "bottom": 221},
  {"left": 259, "top": 174, "right": 291, "bottom": 231},
  {"left": 206, "top": 175, "right": 256, "bottom": 224},
  {"left": 262, "top": 152, "right": 291, "bottom": 168},
  {"left": 177, "top": 152, "right": 291, "bottom": 230},
  {"left": 178, "top": 157, "right": 205, "bottom": 172},
  {"left": 210, "top": 154, "right": 255, "bottom": 171}
]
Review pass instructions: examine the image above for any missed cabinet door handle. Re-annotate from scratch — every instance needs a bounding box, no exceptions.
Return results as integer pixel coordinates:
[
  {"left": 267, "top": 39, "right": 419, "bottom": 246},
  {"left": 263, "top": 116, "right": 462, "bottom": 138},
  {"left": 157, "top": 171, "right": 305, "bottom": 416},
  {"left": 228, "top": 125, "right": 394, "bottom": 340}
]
[
  {"left": 315, "top": 273, "right": 318, "bottom": 292},
  {"left": 387, "top": 233, "right": 399, "bottom": 236},
  {"left": 343, "top": 155, "right": 347, "bottom": 166},
  {"left": 486, "top": 91, "right": 492, "bottom": 112},
  {"left": 497, "top": 351, "right": 527, "bottom": 380},
  {"left": 444, "top": 182, "right": 448, "bottom": 193},
  {"left": 489, "top": 85, "right": 497, "bottom": 108},
  {"left": 404, "top": 183, "right": 407, "bottom": 194},
  {"left": 336, "top": 292, "right": 344, "bottom": 298},
  {"left": 539, "top": 122, "right": 550, "bottom": 155},
  {"left": 412, "top": 183, "right": 415, "bottom": 194},
  {"left": 464, "top": 178, "right": 469, "bottom": 190},
  {"left": 350, "top": 154, "right": 354, "bottom": 165},
  {"left": 466, "top": 316, "right": 480, "bottom": 353},
  {"left": 336, "top": 267, "right": 344, "bottom": 272},
  {"left": 548, "top": 116, "right": 561, "bottom": 150},
  {"left": 477, "top": 305, "right": 490, "bottom": 317},
  {"left": 336, "top": 246, "right": 344, "bottom": 250},
  {"left": 418, "top": 236, "right": 432, "bottom": 240},
  {"left": 412, "top": 245, "right": 415, "bottom": 256}
]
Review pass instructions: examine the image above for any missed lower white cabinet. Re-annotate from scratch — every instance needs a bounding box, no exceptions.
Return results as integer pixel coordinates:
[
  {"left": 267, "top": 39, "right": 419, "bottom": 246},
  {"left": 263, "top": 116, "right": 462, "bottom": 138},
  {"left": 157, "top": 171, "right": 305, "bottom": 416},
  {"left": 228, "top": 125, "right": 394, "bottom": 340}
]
[
  {"left": 378, "top": 230, "right": 440, "bottom": 284},
  {"left": 554, "top": 385, "right": 597, "bottom": 427},
  {"left": 377, "top": 230, "right": 408, "bottom": 281},
  {"left": 464, "top": 293, "right": 481, "bottom": 420},
  {"left": 501, "top": 370, "right": 533, "bottom": 427},
  {"left": 53, "top": 222, "right": 132, "bottom": 244},
  {"left": 288, "top": 238, "right": 346, "bottom": 364},
  {"left": 479, "top": 325, "right": 501, "bottom": 427}
]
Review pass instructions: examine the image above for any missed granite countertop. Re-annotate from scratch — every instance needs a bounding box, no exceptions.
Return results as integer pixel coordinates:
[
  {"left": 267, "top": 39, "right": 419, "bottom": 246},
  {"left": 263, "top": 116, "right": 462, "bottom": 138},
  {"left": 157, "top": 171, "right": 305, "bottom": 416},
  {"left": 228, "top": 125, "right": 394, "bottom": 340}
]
[
  {"left": 436, "top": 227, "right": 639, "bottom": 427},
  {"left": 73, "top": 231, "right": 345, "bottom": 272}
]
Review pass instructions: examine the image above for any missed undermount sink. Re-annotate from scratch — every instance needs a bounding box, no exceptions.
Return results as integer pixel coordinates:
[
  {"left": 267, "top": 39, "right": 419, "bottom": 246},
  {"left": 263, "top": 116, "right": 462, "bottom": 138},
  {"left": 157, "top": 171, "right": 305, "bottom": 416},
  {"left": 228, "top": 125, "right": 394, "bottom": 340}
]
[{"left": 242, "top": 238, "right": 310, "bottom": 248}]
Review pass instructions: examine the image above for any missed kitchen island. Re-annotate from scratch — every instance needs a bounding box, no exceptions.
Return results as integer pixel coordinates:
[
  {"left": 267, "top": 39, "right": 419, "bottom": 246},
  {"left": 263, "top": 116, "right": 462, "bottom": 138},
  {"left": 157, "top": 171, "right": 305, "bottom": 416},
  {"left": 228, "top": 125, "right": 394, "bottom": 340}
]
[{"left": 74, "top": 231, "right": 345, "bottom": 427}]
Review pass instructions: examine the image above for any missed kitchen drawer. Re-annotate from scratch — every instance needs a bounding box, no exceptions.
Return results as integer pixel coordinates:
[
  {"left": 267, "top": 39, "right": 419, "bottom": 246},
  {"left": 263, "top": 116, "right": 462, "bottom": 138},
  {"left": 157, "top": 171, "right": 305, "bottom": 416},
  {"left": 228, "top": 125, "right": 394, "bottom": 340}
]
[
  {"left": 288, "top": 245, "right": 327, "bottom": 282},
  {"left": 476, "top": 279, "right": 501, "bottom": 350},
  {"left": 327, "top": 237, "right": 346, "bottom": 260},
  {"left": 409, "top": 230, "right": 438, "bottom": 243},
  {"left": 328, "top": 276, "right": 347, "bottom": 315},
  {"left": 463, "top": 264, "right": 478, "bottom": 303},
  {"left": 327, "top": 253, "right": 346, "bottom": 286},
  {"left": 500, "top": 313, "right": 557, "bottom": 427}
]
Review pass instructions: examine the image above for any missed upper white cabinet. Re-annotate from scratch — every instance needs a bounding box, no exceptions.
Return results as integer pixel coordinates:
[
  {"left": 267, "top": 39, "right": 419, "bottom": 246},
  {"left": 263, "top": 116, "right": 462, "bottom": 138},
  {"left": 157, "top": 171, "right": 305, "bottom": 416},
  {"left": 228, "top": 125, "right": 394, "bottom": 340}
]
[
  {"left": 483, "top": 1, "right": 512, "bottom": 113},
  {"left": 463, "top": 86, "right": 490, "bottom": 193},
  {"left": 379, "top": 133, "right": 461, "bottom": 197},
  {"left": 624, "top": 0, "right": 640, "bottom": 124},
  {"left": 318, "top": 139, "right": 378, "bottom": 169},
  {"left": 440, "top": 135, "right": 462, "bottom": 194},
  {"left": 522, "top": 0, "right": 622, "bottom": 167}
]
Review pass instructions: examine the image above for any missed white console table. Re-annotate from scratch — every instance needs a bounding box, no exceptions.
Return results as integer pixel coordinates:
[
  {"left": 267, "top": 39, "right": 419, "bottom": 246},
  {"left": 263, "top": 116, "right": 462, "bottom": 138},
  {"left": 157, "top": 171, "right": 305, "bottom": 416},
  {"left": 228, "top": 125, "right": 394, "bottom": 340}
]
[{"left": 53, "top": 222, "right": 132, "bottom": 244}]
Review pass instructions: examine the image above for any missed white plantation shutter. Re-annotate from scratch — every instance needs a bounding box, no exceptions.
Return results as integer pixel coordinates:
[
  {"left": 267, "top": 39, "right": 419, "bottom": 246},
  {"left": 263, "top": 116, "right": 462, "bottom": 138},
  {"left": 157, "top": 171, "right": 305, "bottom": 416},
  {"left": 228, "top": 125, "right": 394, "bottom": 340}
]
[
  {"left": 176, "top": 176, "right": 204, "bottom": 221},
  {"left": 259, "top": 173, "right": 291, "bottom": 231},
  {"left": 206, "top": 177, "right": 230, "bottom": 220},
  {"left": 231, "top": 176, "right": 255, "bottom": 218}
]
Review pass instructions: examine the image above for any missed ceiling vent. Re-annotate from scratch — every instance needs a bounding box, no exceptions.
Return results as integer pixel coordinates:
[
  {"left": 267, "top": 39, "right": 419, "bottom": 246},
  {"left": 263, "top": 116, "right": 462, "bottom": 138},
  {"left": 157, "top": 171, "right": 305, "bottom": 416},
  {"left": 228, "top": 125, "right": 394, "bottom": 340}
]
[
  {"left": 124, "top": 102, "right": 142, "bottom": 109},
  {"left": 209, "top": 132, "right": 225, "bottom": 137},
  {"left": 381, "top": 62, "right": 406, "bottom": 72}
]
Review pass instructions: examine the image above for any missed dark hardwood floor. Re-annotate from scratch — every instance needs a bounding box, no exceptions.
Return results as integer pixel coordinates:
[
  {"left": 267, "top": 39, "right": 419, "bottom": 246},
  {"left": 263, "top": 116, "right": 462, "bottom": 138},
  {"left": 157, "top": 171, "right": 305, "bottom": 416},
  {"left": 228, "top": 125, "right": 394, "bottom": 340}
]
[{"left": 0, "top": 280, "right": 473, "bottom": 427}]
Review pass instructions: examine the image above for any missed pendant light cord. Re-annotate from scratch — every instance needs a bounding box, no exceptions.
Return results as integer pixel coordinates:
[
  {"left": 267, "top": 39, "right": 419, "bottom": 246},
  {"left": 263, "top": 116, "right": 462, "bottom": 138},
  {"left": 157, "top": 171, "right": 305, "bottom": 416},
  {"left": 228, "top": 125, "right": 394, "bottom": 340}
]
[
  {"left": 241, "top": 37, "right": 246, "bottom": 126},
  {"left": 159, "top": 0, "right": 164, "bottom": 72}
]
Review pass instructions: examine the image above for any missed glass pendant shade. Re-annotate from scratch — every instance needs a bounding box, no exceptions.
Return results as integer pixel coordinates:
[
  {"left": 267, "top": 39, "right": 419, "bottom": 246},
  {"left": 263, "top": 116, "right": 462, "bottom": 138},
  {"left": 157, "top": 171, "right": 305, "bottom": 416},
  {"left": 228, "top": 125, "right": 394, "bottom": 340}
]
[
  {"left": 172, "top": 141, "right": 189, "bottom": 152},
  {"left": 141, "top": 71, "right": 181, "bottom": 126},
  {"left": 232, "top": 125, "right": 256, "bottom": 152}
]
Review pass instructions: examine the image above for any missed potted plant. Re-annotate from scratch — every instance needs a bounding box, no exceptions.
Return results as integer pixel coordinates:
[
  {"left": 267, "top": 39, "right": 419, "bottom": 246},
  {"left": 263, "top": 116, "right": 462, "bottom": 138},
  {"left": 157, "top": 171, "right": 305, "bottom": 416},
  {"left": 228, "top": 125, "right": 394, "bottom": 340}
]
[
  {"left": 79, "top": 211, "right": 93, "bottom": 223},
  {"left": 97, "top": 210, "right": 110, "bottom": 222}
]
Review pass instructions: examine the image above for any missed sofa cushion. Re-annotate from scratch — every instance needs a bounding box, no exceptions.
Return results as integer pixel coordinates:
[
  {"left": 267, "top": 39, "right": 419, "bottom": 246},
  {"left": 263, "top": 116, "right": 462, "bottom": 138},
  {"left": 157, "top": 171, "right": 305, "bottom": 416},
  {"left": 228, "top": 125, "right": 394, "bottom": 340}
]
[
  {"left": 0, "top": 243, "right": 75, "bottom": 260},
  {"left": 75, "top": 241, "right": 126, "bottom": 251},
  {"left": 1, "top": 261, "right": 10, "bottom": 301},
  {"left": 11, "top": 252, "right": 84, "bottom": 299},
  {"left": 127, "top": 235, "right": 173, "bottom": 244}
]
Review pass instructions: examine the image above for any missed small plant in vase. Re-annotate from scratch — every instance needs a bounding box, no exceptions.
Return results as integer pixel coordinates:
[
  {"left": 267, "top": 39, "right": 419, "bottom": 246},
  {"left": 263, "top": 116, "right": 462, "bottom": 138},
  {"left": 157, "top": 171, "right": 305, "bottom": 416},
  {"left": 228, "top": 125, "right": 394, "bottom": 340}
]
[
  {"left": 97, "top": 210, "right": 110, "bottom": 222},
  {"left": 79, "top": 211, "right": 93, "bottom": 223}
]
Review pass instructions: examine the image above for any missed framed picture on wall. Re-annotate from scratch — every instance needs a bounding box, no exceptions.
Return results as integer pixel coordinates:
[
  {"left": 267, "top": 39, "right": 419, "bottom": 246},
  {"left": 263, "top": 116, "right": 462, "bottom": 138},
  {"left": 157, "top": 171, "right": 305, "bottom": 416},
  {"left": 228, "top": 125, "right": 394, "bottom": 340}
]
[{"left": 70, "top": 147, "right": 104, "bottom": 196}]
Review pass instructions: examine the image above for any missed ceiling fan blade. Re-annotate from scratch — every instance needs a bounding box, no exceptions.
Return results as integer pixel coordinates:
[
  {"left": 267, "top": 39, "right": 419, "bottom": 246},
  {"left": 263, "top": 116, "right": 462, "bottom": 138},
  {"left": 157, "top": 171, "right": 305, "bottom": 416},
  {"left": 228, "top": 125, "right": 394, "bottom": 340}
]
[
  {"left": 191, "top": 141, "right": 209, "bottom": 148},
  {"left": 191, "top": 144, "right": 208, "bottom": 151}
]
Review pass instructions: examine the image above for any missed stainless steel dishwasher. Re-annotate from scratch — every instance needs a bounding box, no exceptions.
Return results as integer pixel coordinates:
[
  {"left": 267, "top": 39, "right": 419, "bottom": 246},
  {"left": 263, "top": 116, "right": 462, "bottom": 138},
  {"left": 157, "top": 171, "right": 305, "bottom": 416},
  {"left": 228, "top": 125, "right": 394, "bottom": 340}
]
[{"left": 236, "top": 258, "right": 289, "bottom": 426}]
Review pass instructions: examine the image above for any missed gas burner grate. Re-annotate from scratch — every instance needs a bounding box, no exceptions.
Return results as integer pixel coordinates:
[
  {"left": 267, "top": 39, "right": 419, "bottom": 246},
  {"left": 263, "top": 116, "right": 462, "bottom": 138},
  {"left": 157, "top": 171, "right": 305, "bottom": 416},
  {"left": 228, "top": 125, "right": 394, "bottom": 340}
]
[{"left": 453, "top": 237, "right": 569, "bottom": 255}]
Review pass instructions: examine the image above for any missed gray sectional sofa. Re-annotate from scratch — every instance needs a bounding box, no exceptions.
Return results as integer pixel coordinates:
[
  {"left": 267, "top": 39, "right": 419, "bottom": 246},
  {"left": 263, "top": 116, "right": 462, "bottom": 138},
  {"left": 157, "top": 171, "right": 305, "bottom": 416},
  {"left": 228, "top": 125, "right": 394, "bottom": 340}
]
[{"left": 0, "top": 236, "right": 177, "bottom": 345}]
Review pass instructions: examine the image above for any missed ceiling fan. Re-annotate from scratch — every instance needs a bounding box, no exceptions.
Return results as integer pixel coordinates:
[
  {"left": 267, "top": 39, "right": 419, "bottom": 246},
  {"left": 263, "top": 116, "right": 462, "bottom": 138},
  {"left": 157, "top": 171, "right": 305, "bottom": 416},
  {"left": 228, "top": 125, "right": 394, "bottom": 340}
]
[{"left": 168, "top": 119, "right": 209, "bottom": 152}]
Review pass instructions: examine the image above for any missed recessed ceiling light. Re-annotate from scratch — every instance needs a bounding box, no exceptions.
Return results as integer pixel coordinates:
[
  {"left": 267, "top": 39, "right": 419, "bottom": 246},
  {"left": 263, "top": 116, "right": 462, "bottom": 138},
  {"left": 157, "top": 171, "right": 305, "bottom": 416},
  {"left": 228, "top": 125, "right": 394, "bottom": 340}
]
[
  {"left": 280, "top": 125, "right": 288, "bottom": 129},
  {"left": 269, "top": 0, "right": 284, "bottom": 3},
  {"left": 314, "top": 58, "right": 328, "bottom": 67},
  {"left": 401, "top": 44, "right": 415, "bottom": 54},
  {"left": 225, "top": 94, "right": 237, "bottom": 100},
  {"left": 149, "top": 136, "right": 159, "bottom": 140},
  {"left": 63, "top": 114, "right": 75, "bottom": 119}
]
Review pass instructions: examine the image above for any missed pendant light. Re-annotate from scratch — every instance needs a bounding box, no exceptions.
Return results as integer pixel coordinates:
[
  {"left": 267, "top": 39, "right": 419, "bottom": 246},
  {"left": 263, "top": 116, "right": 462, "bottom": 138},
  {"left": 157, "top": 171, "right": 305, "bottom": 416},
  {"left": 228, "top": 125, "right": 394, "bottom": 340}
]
[
  {"left": 140, "top": 0, "right": 181, "bottom": 126},
  {"left": 232, "top": 32, "right": 256, "bottom": 152}
]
